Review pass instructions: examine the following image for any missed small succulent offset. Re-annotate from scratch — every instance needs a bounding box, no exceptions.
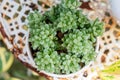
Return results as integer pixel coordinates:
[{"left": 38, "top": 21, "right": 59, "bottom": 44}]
[
  {"left": 28, "top": 0, "right": 104, "bottom": 74},
  {"left": 34, "top": 49, "right": 61, "bottom": 73}
]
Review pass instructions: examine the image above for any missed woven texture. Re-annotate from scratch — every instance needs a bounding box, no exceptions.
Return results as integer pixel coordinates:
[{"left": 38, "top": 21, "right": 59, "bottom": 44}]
[{"left": 0, "top": 0, "right": 120, "bottom": 80}]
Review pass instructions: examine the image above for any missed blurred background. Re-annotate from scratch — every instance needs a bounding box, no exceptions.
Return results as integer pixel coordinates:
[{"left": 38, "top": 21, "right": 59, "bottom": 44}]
[{"left": 0, "top": 34, "right": 47, "bottom": 80}]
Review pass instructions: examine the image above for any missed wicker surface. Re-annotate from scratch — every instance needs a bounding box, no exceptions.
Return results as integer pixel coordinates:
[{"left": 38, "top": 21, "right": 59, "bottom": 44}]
[{"left": 0, "top": 0, "right": 120, "bottom": 80}]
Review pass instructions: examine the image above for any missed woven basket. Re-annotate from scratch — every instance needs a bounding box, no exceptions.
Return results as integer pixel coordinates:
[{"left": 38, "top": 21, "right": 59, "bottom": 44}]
[{"left": 0, "top": 0, "right": 120, "bottom": 80}]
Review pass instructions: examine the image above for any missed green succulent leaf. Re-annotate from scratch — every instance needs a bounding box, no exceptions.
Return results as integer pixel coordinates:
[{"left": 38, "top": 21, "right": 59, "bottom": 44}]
[
  {"left": 61, "top": 0, "right": 81, "bottom": 9},
  {"left": 34, "top": 49, "right": 61, "bottom": 73}
]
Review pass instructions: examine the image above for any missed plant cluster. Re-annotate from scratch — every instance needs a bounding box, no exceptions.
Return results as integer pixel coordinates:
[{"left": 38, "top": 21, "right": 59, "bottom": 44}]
[{"left": 28, "top": 0, "right": 104, "bottom": 74}]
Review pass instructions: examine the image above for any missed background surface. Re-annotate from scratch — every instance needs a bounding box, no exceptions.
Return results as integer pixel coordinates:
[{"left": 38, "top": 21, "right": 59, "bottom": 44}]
[{"left": 0, "top": 34, "right": 47, "bottom": 80}]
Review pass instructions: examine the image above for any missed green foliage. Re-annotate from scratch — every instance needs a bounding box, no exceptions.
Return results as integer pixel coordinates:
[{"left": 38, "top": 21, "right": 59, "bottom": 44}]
[
  {"left": 90, "top": 19, "right": 104, "bottom": 37},
  {"left": 61, "top": 0, "right": 81, "bottom": 9},
  {"left": 56, "top": 11, "right": 78, "bottom": 33},
  {"left": 62, "top": 29, "right": 96, "bottom": 64},
  {"left": 28, "top": 0, "right": 104, "bottom": 74},
  {"left": 28, "top": 12, "right": 57, "bottom": 50},
  {"left": 60, "top": 53, "right": 80, "bottom": 74},
  {"left": 34, "top": 49, "right": 61, "bottom": 74},
  {"left": 76, "top": 10, "right": 90, "bottom": 28}
]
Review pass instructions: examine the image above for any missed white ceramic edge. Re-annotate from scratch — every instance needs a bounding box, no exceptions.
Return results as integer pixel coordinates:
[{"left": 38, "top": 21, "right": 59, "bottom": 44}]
[{"left": 39, "top": 61, "right": 93, "bottom": 78}]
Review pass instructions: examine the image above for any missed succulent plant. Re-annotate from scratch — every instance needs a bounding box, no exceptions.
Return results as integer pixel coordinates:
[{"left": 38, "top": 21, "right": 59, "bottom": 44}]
[{"left": 28, "top": 0, "right": 104, "bottom": 74}]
